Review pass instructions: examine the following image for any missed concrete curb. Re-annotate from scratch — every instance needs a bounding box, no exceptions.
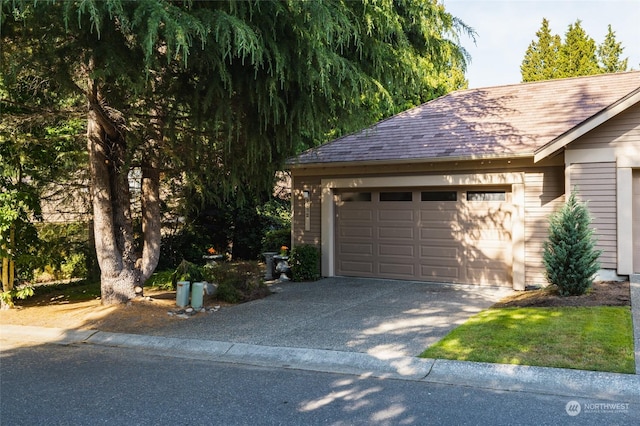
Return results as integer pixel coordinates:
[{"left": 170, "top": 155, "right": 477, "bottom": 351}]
[
  {"left": 2, "top": 324, "right": 639, "bottom": 400},
  {"left": 86, "top": 331, "right": 434, "bottom": 381},
  {"left": 425, "top": 359, "right": 640, "bottom": 400},
  {"left": 222, "top": 342, "right": 435, "bottom": 380},
  {"left": 86, "top": 331, "right": 235, "bottom": 358}
]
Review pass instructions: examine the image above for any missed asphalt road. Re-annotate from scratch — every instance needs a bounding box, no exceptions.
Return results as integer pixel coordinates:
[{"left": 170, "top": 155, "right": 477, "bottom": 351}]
[{"left": 1, "top": 343, "right": 637, "bottom": 425}]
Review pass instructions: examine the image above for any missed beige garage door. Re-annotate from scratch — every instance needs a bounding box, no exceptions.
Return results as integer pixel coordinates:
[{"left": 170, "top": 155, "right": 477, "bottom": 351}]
[
  {"left": 633, "top": 170, "right": 640, "bottom": 273},
  {"left": 335, "top": 188, "right": 512, "bottom": 286}
]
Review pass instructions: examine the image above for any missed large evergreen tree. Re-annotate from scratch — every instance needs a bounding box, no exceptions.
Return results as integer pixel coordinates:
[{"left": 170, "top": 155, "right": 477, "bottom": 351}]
[
  {"left": 597, "top": 24, "right": 628, "bottom": 73},
  {"left": 557, "top": 20, "right": 599, "bottom": 78},
  {"left": 521, "top": 18, "right": 561, "bottom": 82},
  {"left": 1, "top": 0, "right": 473, "bottom": 304},
  {"left": 521, "top": 18, "right": 628, "bottom": 82}
]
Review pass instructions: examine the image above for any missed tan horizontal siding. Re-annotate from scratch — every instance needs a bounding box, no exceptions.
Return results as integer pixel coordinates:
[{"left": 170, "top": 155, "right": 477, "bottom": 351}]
[
  {"left": 524, "top": 166, "right": 565, "bottom": 286},
  {"left": 571, "top": 103, "right": 640, "bottom": 148},
  {"left": 570, "top": 162, "right": 617, "bottom": 268}
]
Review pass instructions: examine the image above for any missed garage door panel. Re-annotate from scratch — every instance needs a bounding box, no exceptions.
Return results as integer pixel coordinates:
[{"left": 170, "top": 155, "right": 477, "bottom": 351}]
[
  {"left": 340, "top": 243, "right": 373, "bottom": 255},
  {"left": 379, "top": 226, "right": 413, "bottom": 239},
  {"left": 419, "top": 227, "right": 457, "bottom": 240},
  {"left": 379, "top": 209, "right": 413, "bottom": 221},
  {"left": 379, "top": 244, "right": 414, "bottom": 257},
  {"left": 420, "top": 246, "right": 459, "bottom": 259},
  {"left": 420, "top": 210, "right": 457, "bottom": 221},
  {"left": 340, "top": 227, "right": 373, "bottom": 238},
  {"left": 340, "top": 209, "right": 373, "bottom": 221},
  {"left": 379, "top": 262, "right": 415, "bottom": 277},
  {"left": 420, "top": 265, "right": 460, "bottom": 280},
  {"left": 340, "top": 260, "right": 373, "bottom": 274}
]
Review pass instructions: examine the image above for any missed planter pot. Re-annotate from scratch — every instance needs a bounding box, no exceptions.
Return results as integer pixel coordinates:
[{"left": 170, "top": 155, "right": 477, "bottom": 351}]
[
  {"left": 273, "top": 255, "right": 291, "bottom": 281},
  {"left": 262, "top": 252, "right": 278, "bottom": 280},
  {"left": 203, "top": 254, "right": 224, "bottom": 267}
]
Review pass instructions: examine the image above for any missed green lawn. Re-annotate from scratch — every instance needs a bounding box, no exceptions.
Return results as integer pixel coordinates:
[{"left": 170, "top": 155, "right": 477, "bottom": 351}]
[{"left": 420, "top": 306, "right": 635, "bottom": 374}]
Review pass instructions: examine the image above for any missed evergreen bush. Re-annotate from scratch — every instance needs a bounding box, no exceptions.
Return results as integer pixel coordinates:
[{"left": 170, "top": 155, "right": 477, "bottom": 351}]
[
  {"left": 289, "top": 245, "right": 321, "bottom": 282},
  {"left": 542, "top": 190, "right": 601, "bottom": 296},
  {"left": 171, "top": 260, "right": 205, "bottom": 289},
  {"left": 207, "top": 261, "right": 270, "bottom": 303}
]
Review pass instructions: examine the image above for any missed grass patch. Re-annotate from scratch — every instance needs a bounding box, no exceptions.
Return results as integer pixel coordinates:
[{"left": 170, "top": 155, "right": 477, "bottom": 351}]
[{"left": 420, "top": 306, "right": 635, "bottom": 374}]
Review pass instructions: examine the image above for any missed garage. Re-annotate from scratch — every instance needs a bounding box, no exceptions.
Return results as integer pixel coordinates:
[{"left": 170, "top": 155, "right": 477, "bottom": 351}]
[{"left": 335, "top": 187, "right": 513, "bottom": 286}]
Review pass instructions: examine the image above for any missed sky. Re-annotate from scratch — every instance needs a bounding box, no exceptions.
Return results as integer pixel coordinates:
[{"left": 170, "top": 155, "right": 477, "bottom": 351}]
[{"left": 443, "top": 0, "right": 640, "bottom": 88}]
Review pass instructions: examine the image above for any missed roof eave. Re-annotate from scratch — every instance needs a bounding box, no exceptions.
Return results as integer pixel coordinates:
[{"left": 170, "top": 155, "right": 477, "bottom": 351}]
[
  {"left": 287, "top": 152, "right": 534, "bottom": 170},
  {"left": 534, "top": 87, "right": 640, "bottom": 163}
]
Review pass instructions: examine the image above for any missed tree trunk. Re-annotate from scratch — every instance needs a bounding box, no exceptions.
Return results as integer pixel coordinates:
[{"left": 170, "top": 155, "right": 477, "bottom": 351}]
[
  {"left": 9, "top": 225, "right": 14, "bottom": 291},
  {"left": 85, "top": 71, "right": 166, "bottom": 304},
  {"left": 87, "top": 77, "right": 140, "bottom": 304},
  {"left": 139, "top": 111, "right": 163, "bottom": 284},
  {"left": 1, "top": 255, "right": 9, "bottom": 309},
  {"left": 1, "top": 225, "right": 15, "bottom": 309}
]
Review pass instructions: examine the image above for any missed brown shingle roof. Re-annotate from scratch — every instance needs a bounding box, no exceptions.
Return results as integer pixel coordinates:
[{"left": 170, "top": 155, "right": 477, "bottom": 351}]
[{"left": 291, "top": 71, "right": 640, "bottom": 166}]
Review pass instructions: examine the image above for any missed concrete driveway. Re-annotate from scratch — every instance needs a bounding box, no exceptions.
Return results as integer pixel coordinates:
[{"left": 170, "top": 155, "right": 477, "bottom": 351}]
[{"left": 148, "top": 277, "right": 514, "bottom": 358}]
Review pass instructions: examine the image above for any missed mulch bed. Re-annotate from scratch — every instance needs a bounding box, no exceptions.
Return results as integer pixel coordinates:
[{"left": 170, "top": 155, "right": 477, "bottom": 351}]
[{"left": 492, "top": 281, "right": 631, "bottom": 308}]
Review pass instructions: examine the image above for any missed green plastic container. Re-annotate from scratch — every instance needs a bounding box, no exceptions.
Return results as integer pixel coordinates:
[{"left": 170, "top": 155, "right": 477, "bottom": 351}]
[
  {"left": 176, "top": 281, "right": 190, "bottom": 308},
  {"left": 191, "top": 282, "right": 205, "bottom": 310}
]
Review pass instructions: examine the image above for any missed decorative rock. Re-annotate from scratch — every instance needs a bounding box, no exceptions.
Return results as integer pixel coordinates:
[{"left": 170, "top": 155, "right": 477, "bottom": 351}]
[
  {"left": 166, "top": 304, "right": 221, "bottom": 318},
  {"left": 204, "top": 282, "right": 217, "bottom": 295}
]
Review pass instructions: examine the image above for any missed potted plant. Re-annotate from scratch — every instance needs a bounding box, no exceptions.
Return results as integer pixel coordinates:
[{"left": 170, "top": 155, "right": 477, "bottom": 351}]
[
  {"left": 273, "top": 246, "right": 291, "bottom": 280},
  {"left": 203, "top": 247, "right": 224, "bottom": 267}
]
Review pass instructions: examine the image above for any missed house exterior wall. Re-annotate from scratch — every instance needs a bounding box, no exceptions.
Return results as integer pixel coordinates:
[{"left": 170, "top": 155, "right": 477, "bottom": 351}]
[
  {"left": 565, "top": 102, "right": 640, "bottom": 276},
  {"left": 523, "top": 166, "right": 565, "bottom": 285},
  {"left": 291, "top": 157, "right": 564, "bottom": 288},
  {"left": 568, "top": 162, "right": 617, "bottom": 269},
  {"left": 291, "top": 176, "right": 322, "bottom": 249}
]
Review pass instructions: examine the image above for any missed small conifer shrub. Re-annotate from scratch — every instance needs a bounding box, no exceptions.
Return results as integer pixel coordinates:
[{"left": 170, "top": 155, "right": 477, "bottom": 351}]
[{"left": 542, "top": 190, "right": 601, "bottom": 296}]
